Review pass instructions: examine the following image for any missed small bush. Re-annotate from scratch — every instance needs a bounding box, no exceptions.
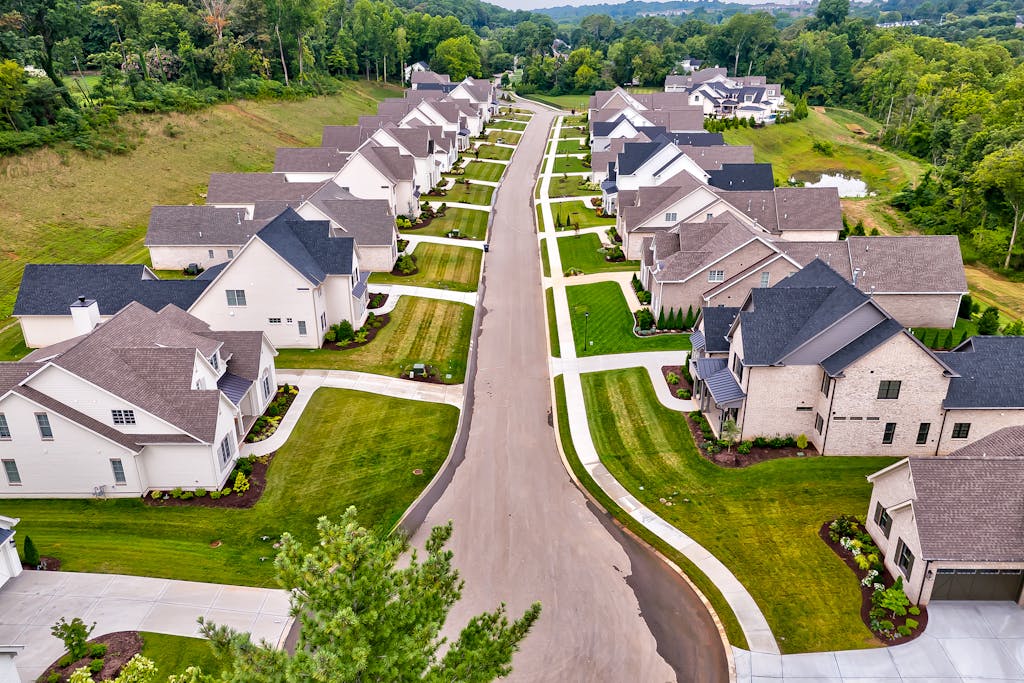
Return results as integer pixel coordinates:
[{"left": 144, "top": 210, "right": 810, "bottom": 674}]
[
  {"left": 51, "top": 617, "right": 95, "bottom": 661},
  {"left": 170, "top": 487, "right": 184, "bottom": 499},
  {"left": 47, "top": 672, "right": 61, "bottom": 683},
  {"left": 89, "top": 658, "right": 104, "bottom": 673},
  {"left": 677, "top": 389, "right": 691, "bottom": 399},
  {"left": 796, "top": 433, "right": 808, "bottom": 449},
  {"left": 335, "top": 320, "right": 355, "bottom": 342},
  {"left": 396, "top": 253, "right": 417, "bottom": 274},
  {"left": 636, "top": 290, "right": 651, "bottom": 304},
  {"left": 666, "top": 372, "right": 679, "bottom": 385},
  {"left": 896, "top": 625, "right": 911, "bottom": 637},
  {"left": 737, "top": 441, "right": 752, "bottom": 455},
  {"left": 58, "top": 655, "right": 73, "bottom": 668},
  {"left": 235, "top": 457, "right": 254, "bottom": 477},
  {"left": 194, "top": 487, "right": 207, "bottom": 498},
  {"left": 634, "top": 308, "right": 655, "bottom": 330},
  {"left": 221, "top": 488, "right": 231, "bottom": 496},
  {"left": 210, "top": 490, "right": 222, "bottom": 500},
  {"left": 150, "top": 490, "right": 162, "bottom": 500},
  {"left": 180, "top": 491, "right": 194, "bottom": 500},
  {"left": 908, "top": 606, "right": 921, "bottom": 616},
  {"left": 324, "top": 329, "right": 336, "bottom": 343},
  {"left": 233, "top": 471, "right": 250, "bottom": 494},
  {"left": 905, "top": 617, "right": 919, "bottom": 630},
  {"left": 23, "top": 535, "right": 39, "bottom": 566}
]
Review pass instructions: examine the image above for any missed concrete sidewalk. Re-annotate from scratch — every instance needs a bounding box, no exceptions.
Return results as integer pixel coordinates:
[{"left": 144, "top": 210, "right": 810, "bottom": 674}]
[
  {"left": 427, "top": 201, "right": 492, "bottom": 212},
  {"left": 367, "top": 284, "right": 477, "bottom": 309},
  {"left": 405, "top": 234, "right": 486, "bottom": 251},
  {"left": 0, "top": 571, "right": 292, "bottom": 680}
]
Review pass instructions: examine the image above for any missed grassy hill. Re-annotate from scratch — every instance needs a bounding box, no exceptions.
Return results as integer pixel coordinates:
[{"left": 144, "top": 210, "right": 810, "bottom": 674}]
[{"left": 0, "top": 80, "right": 400, "bottom": 321}]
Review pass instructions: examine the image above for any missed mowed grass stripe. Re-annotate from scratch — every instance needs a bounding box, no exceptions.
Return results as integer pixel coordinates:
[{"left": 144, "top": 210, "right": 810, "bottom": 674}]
[
  {"left": 566, "top": 281, "right": 690, "bottom": 355},
  {"left": 554, "top": 156, "right": 590, "bottom": 174},
  {"left": 369, "top": 242, "right": 481, "bottom": 292},
  {"left": 581, "top": 367, "right": 897, "bottom": 653},
  {"left": 441, "top": 182, "right": 494, "bottom": 206},
  {"left": 409, "top": 208, "right": 488, "bottom": 240},
  {"left": 476, "top": 145, "right": 513, "bottom": 161},
  {"left": 276, "top": 296, "right": 474, "bottom": 381},
  {"left": 1, "top": 388, "right": 457, "bottom": 586},
  {"left": 462, "top": 161, "right": 506, "bottom": 183}
]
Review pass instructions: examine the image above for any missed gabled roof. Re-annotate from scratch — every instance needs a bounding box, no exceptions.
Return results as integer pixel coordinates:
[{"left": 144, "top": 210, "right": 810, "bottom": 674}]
[
  {"left": 274, "top": 147, "right": 349, "bottom": 174},
  {"left": 377, "top": 125, "right": 433, "bottom": 158},
  {"left": 846, "top": 235, "right": 967, "bottom": 294},
  {"left": 949, "top": 426, "right": 1024, "bottom": 458},
  {"left": 14, "top": 265, "right": 213, "bottom": 317},
  {"left": 349, "top": 143, "right": 415, "bottom": 184},
  {"left": 256, "top": 208, "right": 355, "bottom": 285},
  {"left": 676, "top": 145, "right": 755, "bottom": 170},
  {"left": 618, "top": 174, "right": 710, "bottom": 229},
  {"left": 937, "top": 336, "right": 1024, "bottom": 409},
  {"left": 650, "top": 217, "right": 761, "bottom": 283},
  {"left": 321, "top": 125, "right": 374, "bottom": 152},
  {"left": 303, "top": 183, "right": 396, "bottom": 247},
  {"left": 411, "top": 71, "right": 451, "bottom": 86},
  {"left": 206, "top": 174, "right": 325, "bottom": 204},
  {"left": 700, "top": 306, "right": 739, "bottom": 354},
  {"left": 146, "top": 206, "right": 266, "bottom": 247},
  {"left": 820, "top": 318, "right": 904, "bottom": 375},
  {"left": 708, "top": 164, "right": 775, "bottom": 192},
  {"left": 717, "top": 187, "right": 842, "bottom": 233}
]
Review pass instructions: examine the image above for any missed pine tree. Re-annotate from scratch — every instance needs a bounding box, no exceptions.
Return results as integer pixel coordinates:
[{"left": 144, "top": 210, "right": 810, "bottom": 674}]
[
  {"left": 684, "top": 305, "right": 694, "bottom": 329},
  {"left": 23, "top": 536, "right": 38, "bottom": 566},
  {"left": 657, "top": 308, "right": 666, "bottom": 330},
  {"left": 672, "top": 308, "right": 682, "bottom": 329},
  {"left": 958, "top": 330, "right": 968, "bottom": 346},
  {"left": 943, "top": 330, "right": 954, "bottom": 349}
]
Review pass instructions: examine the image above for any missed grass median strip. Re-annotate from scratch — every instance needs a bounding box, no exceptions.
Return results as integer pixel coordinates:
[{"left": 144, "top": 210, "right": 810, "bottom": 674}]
[
  {"left": 370, "top": 242, "right": 482, "bottom": 292},
  {"left": 545, "top": 288, "right": 560, "bottom": 357},
  {"left": 566, "top": 281, "right": 690, "bottom": 354},
  {"left": 276, "top": 296, "right": 473, "bottom": 382},
  {"left": 581, "top": 367, "right": 896, "bottom": 653},
  {"left": 1, "top": 388, "right": 458, "bottom": 586}
]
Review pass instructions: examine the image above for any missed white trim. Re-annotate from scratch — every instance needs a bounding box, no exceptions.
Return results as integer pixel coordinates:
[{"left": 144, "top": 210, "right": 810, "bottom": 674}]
[{"left": 866, "top": 457, "right": 910, "bottom": 482}]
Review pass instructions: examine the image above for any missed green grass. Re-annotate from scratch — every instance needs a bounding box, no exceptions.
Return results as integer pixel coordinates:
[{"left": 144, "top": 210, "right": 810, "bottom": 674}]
[
  {"left": 0, "top": 324, "right": 30, "bottom": 361},
  {"left": 489, "top": 120, "right": 527, "bottom": 131},
  {"left": 556, "top": 139, "right": 588, "bottom": 154},
  {"left": 369, "top": 242, "right": 481, "bottom": 292},
  {"left": 563, "top": 115, "right": 587, "bottom": 127},
  {"left": 551, "top": 200, "right": 615, "bottom": 231},
  {"left": 559, "top": 126, "right": 587, "bottom": 140},
  {"left": 141, "top": 632, "right": 222, "bottom": 678},
  {"left": 2, "top": 388, "right": 458, "bottom": 585},
  {"left": 475, "top": 144, "right": 513, "bottom": 161},
  {"left": 581, "top": 368, "right": 896, "bottom": 653},
  {"left": 0, "top": 81, "right": 400, "bottom": 321},
  {"left": 566, "top": 281, "right": 690, "bottom": 355},
  {"left": 552, "top": 375, "right": 746, "bottom": 649},
  {"left": 553, "top": 156, "right": 590, "bottom": 174},
  {"left": 548, "top": 176, "right": 598, "bottom": 198},
  {"left": 436, "top": 182, "right": 494, "bottom": 206},
  {"left": 460, "top": 160, "right": 506, "bottom": 183},
  {"left": 535, "top": 203, "right": 545, "bottom": 232},
  {"left": 150, "top": 269, "right": 198, "bottom": 280},
  {"left": 275, "top": 296, "right": 473, "bottom": 383},
  {"left": 546, "top": 288, "right": 560, "bottom": 358},
  {"left": 484, "top": 130, "right": 521, "bottom": 145},
  {"left": 822, "top": 107, "right": 883, "bottom": 135},
  {"left": 411, "top": 208, "right": 488, "bottom": 240},
  {"left": 541, "top": 241, "right": 551, "bottom": 277},
  {"left": 558, "top": 234, "right": 639, "bottom": 275},
  {"left": 518, "top": 93, "right": 588, "bottom": 111},
  {"left": 915, "top": 316, "right": 977, "bottom": 349}
]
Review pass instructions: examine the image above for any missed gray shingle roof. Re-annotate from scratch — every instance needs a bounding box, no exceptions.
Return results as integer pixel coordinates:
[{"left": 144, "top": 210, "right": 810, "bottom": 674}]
[
  {"left": 353, "top": 143, "right": 414, "bottom": 184},
  {"left": 321, "top": 126, "right": 374, "bottom": 151},
  {"left": 949, "top": 426, "right": 1024, "bottom": 458},
  {"left": 257, "top": 208, "right": 355, "bottom": 285},
  {"left": 937, "top": 336, "right": 1024, "bottom": 409},
  {"left": 705, "top": 367, "right": 745, "bottom": 406},
  {"left": 273, "top": 147, "right": 349, "bottom": 173},
  {"left": 821, "top": 318, "right": 904, "bottom": 376},
  {"left": 700, "top": 306, "right": 739, "bottom": 353},
  {"left": 14, "top": 265, "right": 213, "bottom": 316},
  {"left": 217, "top": 372, "right": 252, "bottom": 405},
  {"left": 677, "top": 145, "right": 755, "bottom": 170},
  {"left": 708, "top": 164, "right": 775, "bottom": 191},
  {"left": 146, "top": 205, "right": 266, "bottom": 247},
  {"left": 907, "top": 457, "right": 1024, "bottom": 561},
  {"left": 206, "top": 174, "right": 326, "bottom": 204},
  {"left": 651, "top": 218, "right": 759, "bottom": 283},
  {"left": 412, "top": 71, "right": 451, "bottom": 86},
  {"left": 846, "top": 235, "right": 967, "bottom": 294}
]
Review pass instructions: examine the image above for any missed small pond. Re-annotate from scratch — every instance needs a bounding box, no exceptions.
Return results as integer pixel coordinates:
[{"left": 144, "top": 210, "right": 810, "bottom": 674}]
[{"left": 789, "top": 171, "right": 872, "bottom": 198}]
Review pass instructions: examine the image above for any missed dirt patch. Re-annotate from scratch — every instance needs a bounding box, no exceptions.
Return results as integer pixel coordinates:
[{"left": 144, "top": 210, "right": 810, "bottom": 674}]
[
  {"left": 820, "top": 520, "right": 928, "bottom": 646},
  {"left": 321, "top": 313, "right": 391, "bottom": 350},
  {"left": 23, "top": 556, "right": 61, "bottom": 571},
  {"left": 144, "top": 454, "right": 272, "bottom": 509},
  {"left": 39, "top": 631, "right": 144, "bottom": 683},
  {"left": 683, "top": 412, "right": 818, "bottom": 468}
]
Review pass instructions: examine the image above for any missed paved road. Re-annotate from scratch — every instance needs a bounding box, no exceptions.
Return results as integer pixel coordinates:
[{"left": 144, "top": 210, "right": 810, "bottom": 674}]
[{"left": 410, "top": 105, "right": 728, "bottom": 681}]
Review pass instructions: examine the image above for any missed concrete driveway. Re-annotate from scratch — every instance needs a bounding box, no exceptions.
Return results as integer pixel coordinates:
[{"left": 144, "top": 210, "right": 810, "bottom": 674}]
[
  {"left": 735, "top": 601, "right": 1024, "bottom": 681},
  {"left": 407, "top": 104, "right": 728, "bottom": 681},
  {"left": 0, "top": 570, "right": 292, "bottom": 680}
]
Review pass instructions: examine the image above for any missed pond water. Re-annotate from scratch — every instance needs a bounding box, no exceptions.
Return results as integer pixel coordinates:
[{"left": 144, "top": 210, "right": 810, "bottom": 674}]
[{"left": 789, "top": 171, "right": 871, "bottom": 198}]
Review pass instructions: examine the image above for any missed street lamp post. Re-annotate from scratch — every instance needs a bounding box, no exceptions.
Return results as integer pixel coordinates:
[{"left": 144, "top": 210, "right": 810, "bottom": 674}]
[{"left": 584, "top": 312, "right": 589, "bottom": 356}]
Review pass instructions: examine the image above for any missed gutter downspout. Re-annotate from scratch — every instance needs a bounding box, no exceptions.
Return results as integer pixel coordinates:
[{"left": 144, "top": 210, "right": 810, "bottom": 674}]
[
  {"left": 934, "top": 407, "right": 949, "bottom": 457},
  {"left": 820, "top": 375, "right": 838, "bottom": 456}
]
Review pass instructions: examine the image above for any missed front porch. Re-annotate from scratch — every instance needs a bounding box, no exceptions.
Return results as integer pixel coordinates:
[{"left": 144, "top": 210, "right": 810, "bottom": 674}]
[{"left": 689, "top": 354, "right": 744, "bottom": 436}]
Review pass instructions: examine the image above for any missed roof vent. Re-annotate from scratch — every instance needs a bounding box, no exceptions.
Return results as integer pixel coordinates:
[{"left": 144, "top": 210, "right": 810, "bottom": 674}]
[
  {"left": 853, "top": 267, "right": 862, "bottom": 286},
  {"left": 236, "top": 211, "right": 241, "bottom": 225}
]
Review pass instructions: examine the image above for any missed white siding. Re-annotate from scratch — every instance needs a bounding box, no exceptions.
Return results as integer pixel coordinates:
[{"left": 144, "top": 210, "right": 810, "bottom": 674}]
[
  {"left": 18, "top": 315, "right": 113, "bottom": 349},
  {"left": 148, "top": 245, "right": 242, "bottom": 271}
]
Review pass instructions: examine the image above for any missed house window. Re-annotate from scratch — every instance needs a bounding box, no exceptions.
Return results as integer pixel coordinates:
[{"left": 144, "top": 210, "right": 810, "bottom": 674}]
[
  {"left": 877, "top": 380, "right": 901, "bottom": 400},
  {"left": 298, "top": 321, "right": 307, "bottom": 336},
  {"left": 895, "top": 538, "right": 915, "bottom": 577},
  {"left": 227, "top": 249, "right": 234, "bottom": 259},
  {"left": 110, "top": 459, "right": 126, "bottom": 485},
  {"left": 195, "top": 378, "right": 205, "bottom": 390},
  {"left": 814, "top": 413, "right": 824, "bottom": 434},
  {"left": 916, "top": 423, "right": 931, "bottom": 445},
  {"left": 35, "top": 413, "right": 52, "bottom": 439},
  {"left": 874, "top": 503, "right": 892, "bottom": 538},
  {"left": 665, "top": 212, "right": 677, "bottom": 222},
  {"left": 708, "top": 270, "right": 725, "bottom": 283},
  {"left": 882, "top": 422, "right": 896, "bottom": 445},
  {"left": 0, "top": 414, "right": 9, "bottom": 439},
  {"left": 706, "top": 213, "right": 714, "bottom": 221},
  {"left": 731, "top": 355, "right": 743, "bottom": 382},
  {"left": 767, "top": 89, "right": 775, "bottom": 96},
  {"left": 208, "top": 249, "right": 215, "bottom": 259},
  {"left": 321, "top": 313, "right": 327, "bottom": 330},
  {"left": 951, "top": 422, "right": 971, "bottom": 439},
  {"left": 262, "top": 372, "right": 272, "bottom": 400},
  {"left": 209, "top": 354, "right": 218, "bottom": 372},
  {"left": 2, "top": 460, "right": 20, "bottom": 485},
  {"left": 760, "top": 272, "right": 770, "bottom": 288},
  {"left": 796, "top": 406, "right": 812, "bottom": 411},
  {"left": 268, "top": 318, "right": 281, "bottom": 324},
  {"left": 218, "top": 435, "right": 233, "bottom": 467},
  {"left": 820, "top": 374, "right": 832, "bottom": 397},
  {"left": 226, "top": 290, "right": 247, "bottom": 307},
  {"left": 111, "top": 409, "right": 136, "bottom": 425}
]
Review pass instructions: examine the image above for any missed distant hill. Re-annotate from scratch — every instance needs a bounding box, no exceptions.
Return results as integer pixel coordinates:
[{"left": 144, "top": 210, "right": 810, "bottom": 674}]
[{"left": 536, "top": 0, "right": 810, "bottom": 22}]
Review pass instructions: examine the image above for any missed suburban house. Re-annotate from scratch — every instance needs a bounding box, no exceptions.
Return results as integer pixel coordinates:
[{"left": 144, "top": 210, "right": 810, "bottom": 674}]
[
  {"left": 272, "top": 146, "right": 351, "bottom": 183},
  {"left": 404, "top": 60, "right": 430, "bottom": 82},
  {"left": 0, "top": 516, "right": 22, "bottom": 587},
  {"left": 591, "top": 136, "right": 738, "bottom": 185},
  {"left": 330, "top": 142, "right": 418, "bottom": 217},
  {"left": 865, "top": 455, "right": 1024, "bottom": 605},
  {"left": 411, "top": 70, "right": 455, "bottom": 92},
  {"left": 664, "top": 68, "right": 786, "bottom": 122},
  {"left": 689, "top": 260, "right": 1023, "bottom": 455},
  {"left": 447, "top": 77, "right": 497, "bottom": 119},
  {"left": 145, "top": 206, "right": 266, "bottom": 271},
  {"left": 642, "top": 227, "right": 967, "bottom": 329},
  {"left": 0, "top": 301, "right": 276, "bottom": 498}
]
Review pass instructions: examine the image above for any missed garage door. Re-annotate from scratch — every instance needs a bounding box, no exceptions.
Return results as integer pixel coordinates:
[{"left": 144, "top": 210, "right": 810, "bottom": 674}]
[{"left": 932, "top": 569, "right": 1024, "bottom": 601}]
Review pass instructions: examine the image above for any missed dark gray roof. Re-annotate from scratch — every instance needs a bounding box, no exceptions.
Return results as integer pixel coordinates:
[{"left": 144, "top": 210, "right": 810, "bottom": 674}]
[
  {"left": 592, "top": 115, "right": 630, "bottom": 137},
  {"left": 949, "top": 426, "right": 1024, "bottom": 458},
  {"left": 907, "top": 457, "right": 1024, "bottom": 562},
  {"left": 14, "top": 265, "right": 212, "bottom": 316},
  {"left": 700, "top": 306, "right": 739, "bottom": 354},
  {"left": 693, "top": 356, "right": 725, "bottom": 380},
  {"left": 411, "top": 71, "right": 450, "bottom": 86},
  {"left": 663, "top": 132, "right": 725, "bottom": 147},
  {"left": 353, "top": 144, "right": 415, "bottom": 184},
  {"left": 146, "top": 205, "right": 265, "bottom": 247},
  {"left": 705, "top": 367, "right": 745, "bottom": 406},
  {"left": 821, "top": 318, "right": 904, "bottom": 376},
  {"left": 257, "top": 208, "right": 355, "bottom": 285},
  {"left": 217, "top": 372, "right": 252, "bottom": 406},
  {"left": 206, "top": 174, "right": 325, "bottom": 204},
  {"left": 846, "top": 236, "right": 967, "bottom": 294},
  {"left": 414, "top": 82, "right": 457, "bottom": 93},
  {"left": 0, "top": 529, "right": 12, "bottom": 544},
  {"left": 937, "top": 336, "right": 1024, "bottom": 409},
  {"left": 321, "top": 126, "right": 374, "bottom": 152},
  {"left": 273, "top": 147, "right": 349, "bottom": 174},
  {"left": 617, "top": 140, "right": 671, "bottom": 176},
  {"left": 708, "top": 164, "right": 775, "bottom": 192},
  {"left": 212, "top": 330, "right": 266, "bottom": 381},
  {"left": 690, "top": 329, "right": 706, "bottom": 351}
]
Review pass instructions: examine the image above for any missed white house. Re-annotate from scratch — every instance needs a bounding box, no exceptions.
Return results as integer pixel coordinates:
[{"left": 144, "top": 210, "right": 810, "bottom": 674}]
[
  {"left": 0, "top": 301, "right": 277, "bottom": 498},
  {"left": 448, "top": 77, "right": 496, "bottom": 120},
  {"left": 0, "top": 516, "right": 23, "bottom": 587},
  {"left": 404, "top": 61, "right": 430, "bottom": 83},
  {"left": 331, "top": 142, "right": 418, "bottom": 217}
]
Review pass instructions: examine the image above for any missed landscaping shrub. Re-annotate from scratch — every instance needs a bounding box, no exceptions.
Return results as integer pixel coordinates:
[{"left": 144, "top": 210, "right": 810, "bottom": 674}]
[
  {"left": 636, "top": 290, "right": 651, "bottom": 305},
  {"left": 657, "top": 309, "right": 666, "bottom": 330},
  {"left": 677, "top": 389, "right": 691, "bottom": 399},
  {"left": 23, "top": 535, "right": 39, "bottom": 566},
  {"left": 89, "top": 658, "right": 104, "bottom": 673},
  {"left": 150, "top": 490, "right": 162, "bottom": 500},
  {"left": 666, "top": 372, "right": 679, "bottom": 385},
  {"left": 235, "top": 457, "right": 255, "bottom": 477},
  {"left": 51, "top": 617, "right": 94, "bottom": 661},
  {"left": 396, "top": 253, "right": 417, "bottom": 275},
  {"left": 796, "top": 434, "right": 808, "bottom": 449},
  {"left": 681, "top": 364, "right": 692, "bottom": 385},
  {"left": 604, "top": 245, "right": 624, "bottom": 261},
  {"left": 684, "top": 305, "right": 695, "bottom": 329},
  {"left": 631, "top": 274, "right": 642, "bottom": 292},
  {"left": 958, "top": 294, "right": 973, "bottom": 319},
  {"left": 324, "top": 329, "right": 336, "bottom": 343},
  {"left": 737, "top": 441, "right": 752, "bottom": 454},
  {"left": 233, "top": 472, "right": 250, "bottom": 494},
  {"left": 180, "top": 491, "right": 194, "bottom": 500},
  {"left": 210, "top": 490, "right": 222, "bottom": 500},
  {"left": 334, "top": 320, "right": 355, "bottom": 343},
  {"left": 634, "top": 309, "right": 655, "bottom": 331},
  {"left": 170, "top": 487, "right": 183, "bottom": 499}
]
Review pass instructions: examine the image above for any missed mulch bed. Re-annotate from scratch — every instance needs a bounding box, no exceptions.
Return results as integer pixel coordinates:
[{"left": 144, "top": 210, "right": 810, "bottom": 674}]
[
  {"left": 144, "top": 454, "right": 273, "bottom": 509},
  {"left": 23, "top": 556, "right": 61, "bottom": 571},
  {"left": 604, "top": 255, "right": 627, "bottom": 263},
  {"left": 367, "top": 292, "right": 389, "bottom": 310},
  {"left": 39, "top": 631, "right": 143, "bottom": 683},
  {"left": 682, "top": 412, "right": 819, "bottom": 468},
  {"left": 820, "top": 520, "right": 928, "bottom": 646},
  {"left": 400, "top": 364, "right": 447, "bottom": 385},
  {"left": 386, "top": 264, "right": 420, "bottom": 277},
  {"left": 660, "top": 365, "right": 692, "bottom": 396},
  {"left": 245, "top": 387, "right": 298, "bottom": 442},
  {"left": 321, "top": 313, "right": 391, "bottom": 351}
]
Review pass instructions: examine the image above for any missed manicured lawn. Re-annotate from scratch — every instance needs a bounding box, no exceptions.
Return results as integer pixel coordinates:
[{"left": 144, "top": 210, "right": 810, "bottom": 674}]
[
  {"left": 475, "top": 144, "right": 513, "bottom": 161},
  {"left": 559, "top": 126, "right": 587, "bottom": 140},
  {"left": 541, "top": 241, "right": 551, "bottom": 277},
  {"left": 551, "top": 200, "right": 614, "bottom": 231},
  {"left": 558, "top": 234, "right": 639, "bottom": 275},
  {"left": 553, "top": 156, "right": 590, "bottom": 174},
  {"left": 915, "top": 315, "right": 977, "bottom": 350},
  {"left": 484, "top": 130, "right": 521, "bottom": 145},
  {"left": 552, "top": 375, "right": 746, "bottom": 649},
  {"left": 489, "top": 120, "right": 527, "bottom": 131},
  {"left": 0, "top": 324, "right": 29, "bottom": 361},
  {"left": 518, "top": 93, "right": 588, "bottom": 111},
  {"left": 461, "top": 160, "right": 505, "bottom": 183},
  {"left": 370, "top": 242, "right": 481, "bottom": 292},
  {"left": 548, "top": 176, "right": 598, "bottom": 198},
  {"left": 1, "top": 388, "right": 458, "bottom": 586},
  {"left": 563, "top": 115, "right": 587, "bottom": 127},
  {"left": 557, "top": 138, "right": 588, "bottom": 154},
  {"left": 412, "top": 207, "right": 488, "bottom": 240},
  {"left": 581, "top": 368, "right": 897, "bottom": 653},
  {"left": 438, "top": 181, "right": 494, "bottom": 206},
  {"left": 149, "top": 269, "right": 197, "bottom": 280},
  {"left": 276, "top": 296, "right": 474, "bottom": 382},
  {"left": 566, "top": 281, "right": 690, "bottom": 355},
  {"left": 141, "top": 632, "right": 222, "bottom": 678},
  {"left": 545, "top": 288, "right": 560, "bottom": 357}
]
